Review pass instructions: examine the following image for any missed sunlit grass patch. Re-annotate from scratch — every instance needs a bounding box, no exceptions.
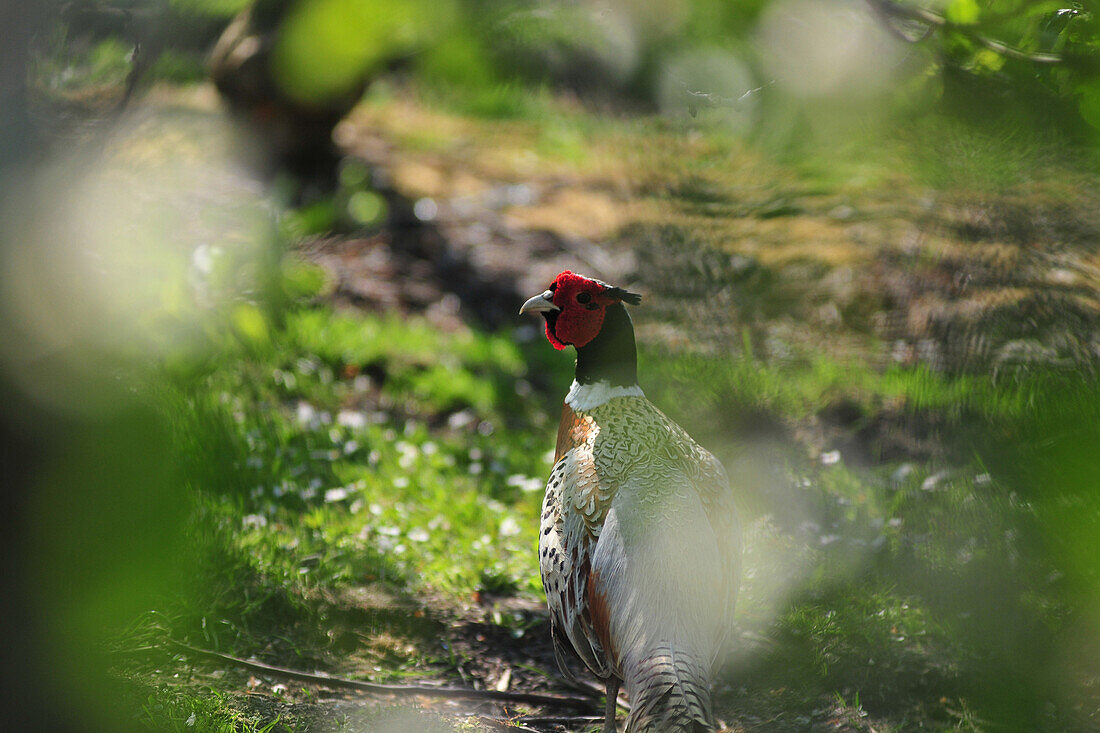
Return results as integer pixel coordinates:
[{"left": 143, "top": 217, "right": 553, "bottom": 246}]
[
  {"left": 122, "top": 304, "right": 569, "bottom": 728},
  {"left": 643, "top": 337, "right": 1068, "bottom": 447},
  {"left": 187, "top": 306, "right": 564, "bottom": 602},
  {"left": 217, "top": 415, "right": 552, "bottom": 598},
  {"left": 271, "top": 308, "right": 550, "bottom": 421},
  {"left": 159, "top": 305, "right": 566, "bottom": 655},
  {"left": 133, "top": 685, "right": 273, "bottom": 733}
]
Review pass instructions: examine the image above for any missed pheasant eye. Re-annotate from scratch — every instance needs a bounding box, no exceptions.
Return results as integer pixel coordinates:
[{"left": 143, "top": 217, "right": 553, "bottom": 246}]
[{"left": 576, "top": 291, "right": 592, "bottom": 304}]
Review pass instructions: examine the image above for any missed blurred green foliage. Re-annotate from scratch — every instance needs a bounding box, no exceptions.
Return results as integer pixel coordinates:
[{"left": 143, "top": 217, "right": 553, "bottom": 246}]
[
  {"left": 42, "top": 0, "right": 1100, "bottom": 152},
  {"left": 170, "top": 0, "right": 252, "bottom": 15},
  {"left": 8, "top": 1, "right": 1100, "bottom": 730},
  {"left": 273, "top": 0, "right": 451, "bottom": 103}
]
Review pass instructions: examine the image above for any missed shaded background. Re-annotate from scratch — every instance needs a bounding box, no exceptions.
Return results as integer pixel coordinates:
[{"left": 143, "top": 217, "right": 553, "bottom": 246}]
[{"left": 2, "top": 0, "right": 1099, "bottom": 731}]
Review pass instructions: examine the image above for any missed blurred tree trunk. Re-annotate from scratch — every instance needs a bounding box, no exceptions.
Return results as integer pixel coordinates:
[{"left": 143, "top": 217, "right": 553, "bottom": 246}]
[
  {"left": 0, "top": 1, "right": 53, "bottom": 168},
  {"left": 0, "top": 4, "right": 85, "bottom": 731}
]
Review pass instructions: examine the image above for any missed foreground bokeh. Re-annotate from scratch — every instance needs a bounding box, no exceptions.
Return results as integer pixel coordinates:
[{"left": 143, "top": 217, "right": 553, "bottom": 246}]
[{"left": 3, "top": 1, "right": 1099, "bottom": 731}]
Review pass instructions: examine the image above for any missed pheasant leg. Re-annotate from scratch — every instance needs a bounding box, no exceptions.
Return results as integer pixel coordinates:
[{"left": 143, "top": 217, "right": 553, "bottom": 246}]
[{"left": 603, "top": 676, "right": 620, "bottom": 733}]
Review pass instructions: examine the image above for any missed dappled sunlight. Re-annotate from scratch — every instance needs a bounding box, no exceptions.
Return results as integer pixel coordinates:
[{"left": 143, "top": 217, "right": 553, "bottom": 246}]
[{"left": 4, "top": 0, "right": 1099, "bottom": 730}]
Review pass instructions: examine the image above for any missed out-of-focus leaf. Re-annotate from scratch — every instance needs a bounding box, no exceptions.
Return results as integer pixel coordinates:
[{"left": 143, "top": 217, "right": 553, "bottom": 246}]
[
  {"left": 346, "top": 190, "right": 386, "bottom": 225},
  {"left": 283, "top": 199, "right": 338, "bottom": 238},
  {"left": 281, "top": 261, "right": 328, "bottom": 299},
  {"left": 1079, "top": 79, "right": 1100, "bottom": 129},
  {"left": 973, "top": 48, "right": 1006, "bottom": 72},
  {"left": 338, "top": 159, "right": 370, "bottom": 189},
  {"left": 418, "top": 29, "right": 495, "bottom": 89},
  {"left": 946, "top": 0, "right": 981, "bottom": 25},
  {"left": 272, "top": 0, "right": 447, "bottom": 104},
  {"left": 170, "top": 0, "right": 251, "bottom": 17},
  {"left": 232, "top": 303, "right": 270, "bottom": 347}
]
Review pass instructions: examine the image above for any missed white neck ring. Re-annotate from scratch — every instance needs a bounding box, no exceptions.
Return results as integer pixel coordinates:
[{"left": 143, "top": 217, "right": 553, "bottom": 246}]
[{"left": 565, "top": 380, "right": 644, "bottom": 411}]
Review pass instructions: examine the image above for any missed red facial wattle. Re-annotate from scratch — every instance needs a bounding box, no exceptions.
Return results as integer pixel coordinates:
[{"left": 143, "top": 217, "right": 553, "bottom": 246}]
[
  {"left": 545, "top": 318, "right": 567, "bottom": 350},
  {"left": 546, "top": 271, "right": 614, "bottom": 349}
]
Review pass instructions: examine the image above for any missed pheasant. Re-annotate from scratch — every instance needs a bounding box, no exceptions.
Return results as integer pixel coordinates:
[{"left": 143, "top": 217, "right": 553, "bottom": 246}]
[{"left": 520, "top": 271, "right": 741, "bottom": 732}]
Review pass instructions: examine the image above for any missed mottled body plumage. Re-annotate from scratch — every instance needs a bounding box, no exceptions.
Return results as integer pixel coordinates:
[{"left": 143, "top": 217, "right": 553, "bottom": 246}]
[{"left": 539, "top": 392, "right": 740, "bottom": 732}]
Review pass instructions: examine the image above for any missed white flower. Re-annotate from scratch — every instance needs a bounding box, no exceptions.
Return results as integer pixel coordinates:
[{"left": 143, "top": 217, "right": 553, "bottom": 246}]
[
  {"left": 296, "top": 401, "right": 316, "bottom": 425},
  {"left": 242, "top": 514, "right": 267, "bottom": 529},
  {"left": 396, "top": 441, "right": 419, "bottom": 469},
  {"left": 324, "top": 487, "right": 349, "bottom": 502},
  {"left": 337, "top": 410, "right": 367, "bottom": 429},
  {"left": 507, "top": 474, "right": 543, "bottom": 493}
]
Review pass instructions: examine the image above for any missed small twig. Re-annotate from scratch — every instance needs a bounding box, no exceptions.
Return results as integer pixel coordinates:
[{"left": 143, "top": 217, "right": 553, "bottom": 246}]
[
  {"left": 866, "top": 0, "right": 1062, "bottom": 64},
  {"left": 549, "top": 670, "right": 631, "bottom": 712},
  {"left": 684, "top": 80, "right": 775, "bottom": 109},
  {"left": 516, "top": 715, "right": 602, "bottom": 726},
  {"left": 539, "top": 664, "right": 629, "bottom": 708},
  {"left": 167, "top": 640, "right": 597, "bottom": 710},
  {"left": 476, "top": 716, "right": 542, "bottom": 732},
  {"left": 513, "top": 661, "right": 631, "bottom": 713},
  {"left": 110, "top": 645, "right": 160, "bottom": 654},
  {"left": 550, "top": 672, "right": 606, "bottom": 698}
]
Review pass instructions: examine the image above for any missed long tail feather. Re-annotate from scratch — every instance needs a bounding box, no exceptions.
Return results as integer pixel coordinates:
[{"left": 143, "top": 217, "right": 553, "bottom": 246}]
[{"left": 624, "top": 643, "right": 715, "bottom": 733}]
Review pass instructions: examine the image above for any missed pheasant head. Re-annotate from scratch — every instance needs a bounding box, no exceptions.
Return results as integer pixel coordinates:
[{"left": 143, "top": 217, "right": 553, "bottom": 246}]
[{"left": 520, "top": 271, "right": 642, "bottom": 387}]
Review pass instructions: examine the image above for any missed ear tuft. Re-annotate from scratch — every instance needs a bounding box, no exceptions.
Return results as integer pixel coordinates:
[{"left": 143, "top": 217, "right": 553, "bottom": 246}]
[{"left": 605, "top": 286, "right": 642, "bottom": 305}]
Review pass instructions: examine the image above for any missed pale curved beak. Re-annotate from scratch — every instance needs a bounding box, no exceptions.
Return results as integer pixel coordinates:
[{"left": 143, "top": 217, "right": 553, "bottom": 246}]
[{"left": 519, "top": 290, "right": 559, "bottom": 315}]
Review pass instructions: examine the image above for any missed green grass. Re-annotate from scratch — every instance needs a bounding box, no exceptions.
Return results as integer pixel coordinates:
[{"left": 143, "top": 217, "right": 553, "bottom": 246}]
[
  {"left": 278, "top": 309, "right": 535, "bottom": 417},
  {"left": 171, "top": 305, "right": 570, "bottom": 624},
  {"left": 118, "top": 295, "right": 1089, "bottom": 729},
  {"left": 38, "top": 46, "right": 1093, "bottom": 727},
  {"left": 101, "top": 288, "right": 1091, "bottom": 729},
  {"left": 109, "top": 306, "right": 574, "bottom": 729},
  {"left": 134, "top": 687, "right": 274, "bottom": 733},
  {"left": 642, "top": 340, "right": 1043, "bottom": 440}
]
